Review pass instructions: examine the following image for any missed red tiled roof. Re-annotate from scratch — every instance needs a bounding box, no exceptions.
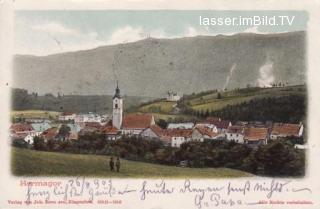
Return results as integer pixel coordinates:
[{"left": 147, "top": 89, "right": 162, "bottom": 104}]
[
  {"left": 206, "top": 117, "right": 221, "bottom": 122},
  {"left": 103, "top": 126, "right": 120, "bottom": 135},
  {"left": 271, "top": 123, "right": 302, "bottom": 137},
  {"left": 84, "top": 122, "right": 102, "bottom": 129},
  {"left": 61, "top": 112, "right": 74, "bottom": 116},
  {"left": 122, "top": 113, "right": 154, "bottom": 129},
  {"left": 10, "top": 123, "right": 34, "bottom": 133},
  {"left": 41, "top": 127, "right": 58, "bottom": 140},
  {"left": 205, "top": 117, "right": 231, "bottom": 129},
  {"left": 149, "top": 125, "right": 164, "bottom": 137},
  {"left": 195, "top": 127, "right": 219, "bottom": 138},
  {"left": 106, "top": 120, "right": 113, "bottom": 126},
  {"left": 244, "top": 127, "right": 268, "bottom": 141},
  {"left": 227, "top": 126, "right": 244, "bottom": 134},
  {"left": 162, "top": 129, "right": 192, "bottom": 138}
]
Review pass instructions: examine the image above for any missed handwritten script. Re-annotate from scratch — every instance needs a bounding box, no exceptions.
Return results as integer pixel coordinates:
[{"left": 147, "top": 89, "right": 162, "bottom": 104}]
[{"left": 21, "top": 177, "right": 312, "bottom": 208}]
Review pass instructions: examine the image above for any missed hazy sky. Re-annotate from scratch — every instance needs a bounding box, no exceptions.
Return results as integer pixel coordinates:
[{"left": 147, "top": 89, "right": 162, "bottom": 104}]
[{"left": 15, "top": 10, "right": 308, "bottom": 55}]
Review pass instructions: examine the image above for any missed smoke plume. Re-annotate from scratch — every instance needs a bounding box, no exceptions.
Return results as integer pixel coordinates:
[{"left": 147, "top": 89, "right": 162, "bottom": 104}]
[
  {"left": 257, "top": 60, "right": 275, "bottom": 87},
  {"left": 223, "top": 63, "right": 237, "bottom": 90}
]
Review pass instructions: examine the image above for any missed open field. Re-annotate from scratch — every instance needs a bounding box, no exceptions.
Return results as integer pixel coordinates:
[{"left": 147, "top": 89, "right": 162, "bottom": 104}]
[
  {"left": 11, "top": 110, "right": 61, "bottom": 119},
  {"left": 185, "top": 85, "right": 305, "bottom": 112},
  {"left": 138, "top": 101, "right": 176, "bottom": 114},
  {"left": 11, "top": 148, "right": 253, "bottom": 178},
  {"left": 151, "top": 113, "right": 195, "bottom": 122}
]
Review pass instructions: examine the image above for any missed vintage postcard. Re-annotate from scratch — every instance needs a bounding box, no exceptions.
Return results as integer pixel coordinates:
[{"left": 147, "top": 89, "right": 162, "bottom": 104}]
[{"left": 0, "top": 0, "right": 320, "bottom": 208}]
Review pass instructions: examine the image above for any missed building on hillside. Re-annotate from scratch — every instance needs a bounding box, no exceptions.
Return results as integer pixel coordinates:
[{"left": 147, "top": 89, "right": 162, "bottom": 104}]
[
  {"left": 78, "top": 122, "right": 102, "bottom": 136},
  {"left": 83, "top": 122, "right": 102, "bottom": 129},
  {"left": 226, "top": 125, "right": 245, "bottom": 143},
  {"left": 167, "top": 122, "right": 194, "bottom": 129},
  {"left": 75, "top": 112, "right": 102, "bottom": 123},
  {"left": 40, "top": 127, "right": 59, "bottom": 142},
  {"left": 25, "top": 118, "right": 51, "bottom": 123},
  {"left": 166, "top": 91, "right": 180, "bottom": 102},
  {"left": 140, "top": 125, "right": 164, "bottom": 140},
  {"left": 164, "top": 129, "right": 192, "bottom": 148},
  {"left": 10, "top": 123, "right": 36, "bottom": 144},
  {"left": 234, "top": 121, "right": 249, "bottom": 126},
  {"left": 101, "top": 114, "right": 112, "bottom": 123},
  {"left": 204, "top": 117, "right": 232, "bottom": 133},
  {"left": 270, "top": 123, "right": 304, "bottom": 140},
  {"left": 10, "top": 123, "right": 35, "bottom": 137},
  {"left": 59, "top": 112, "right": 76, "bottom": 121},
  {"left": 122, "top": 113, "right": 155, "bottom": 136},
  {"left": 66, "top": 123, "right": 81, "bottom": 140},
  {"left": 102, "top": 126, "right": 121, "bottom": 140},
  {"left": 67, "top": 123, "right": 82, "bottom": 133},
  {"left": 243, "top": 127, "right": 269, "bottom": 146},
  {"left": 194, "top": 122, "right": 218, "bottom": 133},
  {"left": 24, "top": 134, "right": 35, "bottom": 144},
  {"left": 31, "top": 122, "right": 52, "bottom": 136},
  {"left": 192, "top": 126, "right": 220, "bottom": 142}
]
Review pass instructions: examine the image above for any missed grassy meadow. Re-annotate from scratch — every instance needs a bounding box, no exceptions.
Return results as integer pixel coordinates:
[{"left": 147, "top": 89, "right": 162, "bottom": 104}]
[
  {"left": 11, "top": 148, "right": 253, "bottom": 178},
  {"left": 184, "top": 85, "right": 305, "bottom": 112},
  {"left": 138, "top": 101, "right": 176, "bottom": 114},
  {"left": 11, "top": 110, "right": 61, "bottom": 119}
]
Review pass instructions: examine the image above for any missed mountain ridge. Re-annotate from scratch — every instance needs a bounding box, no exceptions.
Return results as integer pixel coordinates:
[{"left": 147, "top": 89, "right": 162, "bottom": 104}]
[{"left": 13, "top": 31, "right": 306, "bottom": 97}]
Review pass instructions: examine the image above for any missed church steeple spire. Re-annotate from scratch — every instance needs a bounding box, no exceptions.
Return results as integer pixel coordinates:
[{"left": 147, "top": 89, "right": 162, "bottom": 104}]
[{"left": 113, "top": 81, "right": 121, "bottom": 99}]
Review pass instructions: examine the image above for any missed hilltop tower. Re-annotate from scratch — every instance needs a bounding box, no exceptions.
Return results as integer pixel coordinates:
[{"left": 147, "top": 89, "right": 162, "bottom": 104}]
[{"left": 112, "top": 81, "right": 123, "bottom": 129}]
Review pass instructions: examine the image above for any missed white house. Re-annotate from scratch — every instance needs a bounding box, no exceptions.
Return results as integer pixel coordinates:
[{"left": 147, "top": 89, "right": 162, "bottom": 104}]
[
  {"left": 10, "top": 123, "right": 36, "bottom": 139},
  {"left": 205, "top": 117, "right": 232, "bottom": 133},
  {"left": 166, "top": 91, "right": 180, "bottom": 102},
  {"left": 167, "top": 122, "right": 194, "bottom": 129},
  {"left": 195, "top": 122, "right": 218, "bottom": 133},
  {"left": 192, "top": 127, "right": 220, "bottom": 142},
  {"left": 270, "top": 123, "right": 304, "bottom": 140},
  {"left": 226, "top": 126, "right": 245, "bottom": 143},
  {"left": 31, "top": 122, "right": 52, "bottom": 136},
  {"left": 24, "top": 134, "right": 34, "bottom": 144},
  {"left": 59, "top": 112, "right": 76, "bottom": 121},
  {"left": 102, "top": 126, "right": 121, "bottom": 141},
  {"left": 140, "top": 125, "right": 164, "bottom": 140},
  {"left": 160, "top": 129, "right": 193, "bottom": 148},
  {"left": 75, "top": 113, "right": 102, "bottom": 123}
]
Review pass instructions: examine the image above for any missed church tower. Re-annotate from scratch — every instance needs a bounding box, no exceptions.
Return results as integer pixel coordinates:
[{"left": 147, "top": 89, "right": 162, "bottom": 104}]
[{"left": 112, "top": 81, "right": 123, "bottom": 129}]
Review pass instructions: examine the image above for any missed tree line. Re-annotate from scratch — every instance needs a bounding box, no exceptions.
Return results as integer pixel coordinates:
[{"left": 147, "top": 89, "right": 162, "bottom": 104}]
[{"left": 13, "top": 134, "right": 305, "bottom": 177}]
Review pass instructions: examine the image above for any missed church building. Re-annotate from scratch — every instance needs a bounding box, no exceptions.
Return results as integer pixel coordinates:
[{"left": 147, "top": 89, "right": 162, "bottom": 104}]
[{"left": 111, "top": 82, "right": 155, "bottom": 136}]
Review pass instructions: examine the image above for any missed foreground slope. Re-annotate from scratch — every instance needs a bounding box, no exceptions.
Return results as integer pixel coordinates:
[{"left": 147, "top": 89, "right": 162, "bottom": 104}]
[{"left": 11, "top": 148, "right": 253, "bottom": 178}]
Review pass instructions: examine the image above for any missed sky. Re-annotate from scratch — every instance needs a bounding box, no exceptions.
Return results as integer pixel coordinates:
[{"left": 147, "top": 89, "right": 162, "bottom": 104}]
[{"left": 15, "top": 10, "right": 308, "bottom": 56}]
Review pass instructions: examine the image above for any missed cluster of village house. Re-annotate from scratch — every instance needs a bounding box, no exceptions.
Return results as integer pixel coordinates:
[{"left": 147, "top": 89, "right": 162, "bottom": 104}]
[{"left": 10, "top": 85, "right": 304, "bottom": 149}]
